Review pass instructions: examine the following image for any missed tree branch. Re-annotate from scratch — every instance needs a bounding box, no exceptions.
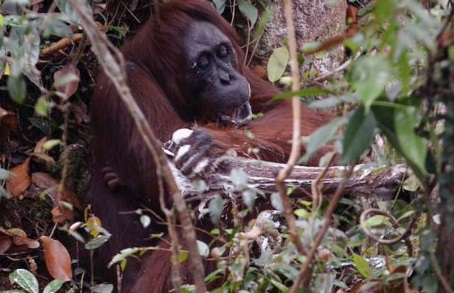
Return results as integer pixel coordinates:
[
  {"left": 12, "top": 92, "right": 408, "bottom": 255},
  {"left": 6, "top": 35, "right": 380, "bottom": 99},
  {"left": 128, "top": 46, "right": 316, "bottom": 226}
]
[
  {"left": 173, "top": 158, "right": 408, "bottom": 200},
  {"left": 276, "top": 0, "right": 306, "bottom": 257}
]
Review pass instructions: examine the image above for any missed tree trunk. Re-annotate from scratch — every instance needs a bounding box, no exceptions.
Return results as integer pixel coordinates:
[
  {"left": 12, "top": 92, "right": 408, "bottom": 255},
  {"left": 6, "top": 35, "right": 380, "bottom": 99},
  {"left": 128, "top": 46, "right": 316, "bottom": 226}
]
[{"left": 435, "top": 18, "right": 454, "bottom": 293}]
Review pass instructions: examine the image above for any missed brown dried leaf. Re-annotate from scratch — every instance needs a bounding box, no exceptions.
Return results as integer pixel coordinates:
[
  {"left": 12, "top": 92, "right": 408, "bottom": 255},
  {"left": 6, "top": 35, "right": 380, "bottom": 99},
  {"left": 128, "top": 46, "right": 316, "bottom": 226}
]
[
  {"left": 32, "top": 172, "right": 82, "bottom": 209},
  {"left": 6, "top": 158, "right": 31, "bottom": 198},
  {"left": 32, "top": 153, "right": 58, "bottom": 169},
  {"left": 0, "top": 227, "right": 40, "bottom": 252},
  {"left": 8, "top": 228, "right": 40, "bottom": 249},
  {"left": 54, "top": 64, "right": 80, "bottom": 99},
  {"left": 41, "top": 236, "right": 72, "bottom": 281},
  {"left": 86, "top": 216, "right": 102, "bottom": 237},
  {"left": 0, "top": 107, "right": 18, "bottom": 141},
  {"left": 33, "top": 136, "right": 48, "bottom": 154},
  {"left": 32, "top": 172, "right": 82, "bottom": 223},
  {"left": 0, "top": 235, "right": 13, "bottom": 254}
]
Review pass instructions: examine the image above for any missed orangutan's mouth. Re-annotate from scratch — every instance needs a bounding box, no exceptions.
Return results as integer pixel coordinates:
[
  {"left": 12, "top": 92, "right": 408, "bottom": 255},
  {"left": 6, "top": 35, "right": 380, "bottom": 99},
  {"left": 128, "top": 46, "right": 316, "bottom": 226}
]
[{"left": 218, "top": 102, "right": 252, "bottom": 125}]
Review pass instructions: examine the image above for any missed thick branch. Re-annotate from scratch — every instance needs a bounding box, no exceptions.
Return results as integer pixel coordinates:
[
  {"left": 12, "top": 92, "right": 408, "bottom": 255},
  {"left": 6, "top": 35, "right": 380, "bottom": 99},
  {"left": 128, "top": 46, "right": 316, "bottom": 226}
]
[{"left": 173, "top": 158, "right": 408, "bottom": 199}]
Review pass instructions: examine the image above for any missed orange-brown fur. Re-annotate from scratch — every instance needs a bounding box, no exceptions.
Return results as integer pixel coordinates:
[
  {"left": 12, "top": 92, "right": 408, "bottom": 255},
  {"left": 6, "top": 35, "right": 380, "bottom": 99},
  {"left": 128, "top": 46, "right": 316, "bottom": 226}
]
[{"left": 90, "top": 1, "right": 333, "bottom": 291}]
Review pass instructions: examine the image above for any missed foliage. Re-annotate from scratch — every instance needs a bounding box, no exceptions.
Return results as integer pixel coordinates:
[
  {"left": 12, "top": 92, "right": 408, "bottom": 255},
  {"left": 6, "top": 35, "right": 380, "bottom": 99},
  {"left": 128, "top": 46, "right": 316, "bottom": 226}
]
[
  {"left": 203, "top": 0, "right": 451, "bottom": 292},
  {"left": 302, "top": 0, "right": 443, "bottom": 182},
  {"left": 7, "top": 269, "right": 66, "bottom": 293},
  {"left": 0, "top": 0, "right": 452, "bottom": 292},
  {"left": 292, "top": 0, "right": 450, "bottom": 292},
  {"left": 212, "top": 0, "right": 272, "bottom": 66}
]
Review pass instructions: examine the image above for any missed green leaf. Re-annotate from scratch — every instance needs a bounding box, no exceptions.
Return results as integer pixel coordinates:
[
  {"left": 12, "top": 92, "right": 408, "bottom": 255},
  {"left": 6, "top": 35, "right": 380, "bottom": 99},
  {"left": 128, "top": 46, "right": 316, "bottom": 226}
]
[
  {"left": 301, "top": 116, "right": 347, "bottom": 163},
  {"left": 208, "top": 194, "right": 223, "bottom": 225},
  {"left": 237, "top": 0, "right": 257, "bottom": 26},
  {"left": 270, "top": 193, "right": 284, "bottom": 212},
  {"left": 294, "top": 208, "right": 310, "bottom": 219},
  {"left": 309, "top": 97, "right": 343, "bottom": 109},
  {"left": 56, "top": 0, "right": 93, "bottom": 24},
  {"left": 0, "top": 168, "right": 11, "bottom": 180},
  {"left": 53, "top": 72, "right": 79, "bottom": 90},
  {"left": 90, "top": 283, "right": 114, "bottom": 293},
  {"left": 352, "top": 254, "right": 371, "bottom": 278},
  {"left": 253, "top": 7, "right": 271, "bottom": 41},
  {"left": 212, "top": 0, "right": 226, "bottom": 13},
  {"left": 230, "top": 168, "right": 249, "bottom": 190},
  {"left": 85, "top": 234, "right": 110, "bottom": 250},
  {"left": 403, "top": 174, "right": 422, "bottom": 192},
  {"left": 42, "top": 19, "right": 74, "bottom": 38},
  {"left": 7, "top": 26, "right": 41, "bottom": 78},
  {"left": 340, "top": 106, "right": 376, "bottom": 164},
  {"left": 374, "top": 0, "right": 395, "bottom": 23},
  {"left": 140, "top": 215, "right": 151, "bottom": 228},
  {"left": 267, "top": 47, "right": 289, "bottom": 83},
  {"left": 372, "top": 103, "right": 428, "bottom": 179},
  {"left": 7, "top": 75, "right": 26, "bottom": 104},
  {"left": 276, "top": 263, "right": 299, "bottom": 281},
  {"left": 204, "top": 268, "right": 224, "bottom": 283},
  {"left": 273, "top": 87, "right": 330, "bottom": 101},
  {"left": 270, "top": 278, "right": 289, "bottom": 291},
  {"left": 196, "top": 240, "right": 210, "bottom": 258},
  {"left": 43, "top": 279, "right": 66, "bottom": 293},
  {"left": 35, "top": 96, "right": 53, "bottom": 116},
  {"left": 394, "top": 107, "right": 427, "bottom": 176},
  {"left": 396, "top": 51, "right": 411, "bottom": 96},
  {"left": 43, "top": 139, "right": 62, "bottom": 151},
  {"left": 362, "top": 215, "right": 387, "bottom": 228},
  {"left": 9, "top": 269, "right": 39, "bottom": 293},
  {"left": 181, "top": 285, "right": 196, "bottom": 293},
  {"left": 350, "top": 56, "right": 390, "bottom": 110},
  {"left": 178, "top": 250, "right": 189, "bottom": 263},
  {"left": 397, "top": 210, "right": 416, "bottom": 222},
  {"left": 242, "top": 189, "right": 256, "bottom": 210},
  {"left": 5, "top": 0, "right": 30, "bottom": 5},
  {"left": 309, "top": 94, "right": 360, "bottom": 109},
  {"left": 108, "top": 247, "right": 140, "bottom": 267}
]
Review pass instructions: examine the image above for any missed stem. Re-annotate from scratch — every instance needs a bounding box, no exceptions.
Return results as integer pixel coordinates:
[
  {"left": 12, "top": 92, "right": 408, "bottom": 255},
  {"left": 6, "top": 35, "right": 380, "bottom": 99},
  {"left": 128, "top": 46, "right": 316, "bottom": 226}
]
[
  {"left": 275, "top": 0, "right": 306, "bottom": 256},
  {"left": 67, "top": 2, "right": 207, "bottom": 291}
]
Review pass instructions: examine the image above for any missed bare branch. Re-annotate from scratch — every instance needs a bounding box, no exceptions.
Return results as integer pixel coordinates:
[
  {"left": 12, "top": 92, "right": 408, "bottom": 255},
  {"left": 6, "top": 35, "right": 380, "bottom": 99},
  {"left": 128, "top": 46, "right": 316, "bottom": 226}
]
[
  {"left": 290, "top": 165, "right": 353, "bottom": 293},
  {"left": 174, "top": 158, "right": 408, "bottom": 200},
  {"left": 276, "top": 0, "right": 306, "bottom": 256}
]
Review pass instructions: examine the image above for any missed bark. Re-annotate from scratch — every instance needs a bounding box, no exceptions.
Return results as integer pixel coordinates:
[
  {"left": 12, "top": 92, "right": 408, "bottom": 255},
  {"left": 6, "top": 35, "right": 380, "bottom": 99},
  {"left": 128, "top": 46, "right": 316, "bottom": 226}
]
[
  {"left": 172, "top": 157, "right": 409, "bottom": 200},
  {"left": 437, "top": 89, "right": 454, "bottom": 292}
]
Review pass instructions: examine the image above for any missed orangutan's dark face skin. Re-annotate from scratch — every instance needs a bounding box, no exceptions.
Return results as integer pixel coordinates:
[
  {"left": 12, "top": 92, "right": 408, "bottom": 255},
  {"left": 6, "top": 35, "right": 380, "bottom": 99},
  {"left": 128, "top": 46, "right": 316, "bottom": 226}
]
[{"left": 183, "top": 21, "right": 251, "bottom": 124}]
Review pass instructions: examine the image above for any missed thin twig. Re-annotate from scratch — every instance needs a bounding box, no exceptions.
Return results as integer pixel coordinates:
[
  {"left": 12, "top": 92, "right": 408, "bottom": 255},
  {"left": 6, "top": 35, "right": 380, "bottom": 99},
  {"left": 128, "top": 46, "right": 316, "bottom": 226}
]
[
  {"left": 430, "top": 250, "right": 454, "bottom": 293},
  {"left": 360, "top": 209, "right": 415, "bottom": 245},
  {"left": 311, "top": 155, "right": 336, "bottom": 211},
  {"left": 290, "top": 165, "right": 353, "bottom": 293},
  {"left": 158, "top": 166, "right": 182, "bottom": 292},
  {"left": 313, "top": 59, "right": 352, "bottom": 83},
  {"left": 40, "top": 34, "right": 84, "bottom": 57},
  {"left": 66, "top": 2, "right": 207, "bottom": 292},
  {"left": 275, "top": 0, "right": 306, "bottom": 256},
  {"left": 278, "top": 0, "right": 302, "bottom": 178}
]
